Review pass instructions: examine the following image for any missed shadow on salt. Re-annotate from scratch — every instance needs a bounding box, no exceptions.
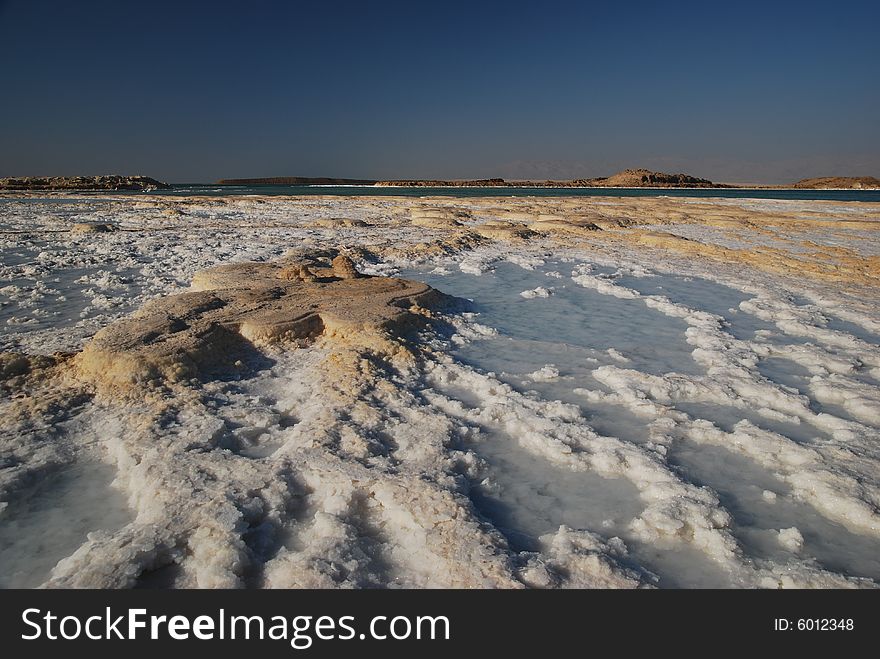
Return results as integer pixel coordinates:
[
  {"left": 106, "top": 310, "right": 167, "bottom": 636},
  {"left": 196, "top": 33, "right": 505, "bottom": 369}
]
[
  {"left": 757, "top": 357, "right": 859, "bottom": 421},
  {"left": 613, "top": 271, "right": 775, "bottom": 341},
  {"left": 674, "top": 401, "right": 830, "bottom": 445},
  {"left": 824, "top": 315, "right": 880, "bottom": 347},
  {"left": 0, "top": 461, "right": 134, "bottom": 588},
  {"left": 669, "top": 442, "right": 880, "bottom": 582},
  {"left": 458, "top": 420, "right": 733, "bottom": 588},
  {"left": 465, "top": 426, "right": 644, "bottom": 553}
]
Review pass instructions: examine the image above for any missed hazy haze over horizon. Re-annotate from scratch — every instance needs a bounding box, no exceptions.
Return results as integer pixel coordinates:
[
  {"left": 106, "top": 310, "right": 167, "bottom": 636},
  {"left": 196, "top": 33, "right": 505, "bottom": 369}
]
[{"left": 0, "top": 0, "right": 878, "bottom": 184}]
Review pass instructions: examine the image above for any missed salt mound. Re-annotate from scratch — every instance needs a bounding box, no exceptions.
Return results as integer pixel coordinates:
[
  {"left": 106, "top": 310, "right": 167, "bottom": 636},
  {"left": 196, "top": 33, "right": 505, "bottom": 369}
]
[
  {"left": 531, "top": 218, "right": 601, "bottom": 234},
  {"left": 410, "top": 207, "right": 470, "bottom": 228},
  {"left": 70, "top": 223, "right": 119, "bottom": 234},
  {"left": 1, "top": 352, "right": 60, "bottom": 381},
  {"left": 308, "top": 218, "right": 368, "bottom": 228},
  {"left": 474, "top": 221, "right": 536, "bottom": 240},
  {"left": 76, "top": 251, "right": 447, "bottom": 391}
]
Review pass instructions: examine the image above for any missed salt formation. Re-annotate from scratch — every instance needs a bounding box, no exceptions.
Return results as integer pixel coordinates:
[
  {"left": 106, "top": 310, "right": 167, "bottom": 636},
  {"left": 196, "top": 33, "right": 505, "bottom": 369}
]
[
  {"left": 519, "top": 286, "right": 553, "bottom": 299},
  {"left": 1, "top": 250, "right": 526, "bottom": 588},
  {"left": 1, "top": 193, "right": 879, "bottom": 589},
  {"left": 70, "top": 222, "right": 119, "bottom": 234},
  {"left": 76, "top": 251, "right": 444, "bottom": 391}
]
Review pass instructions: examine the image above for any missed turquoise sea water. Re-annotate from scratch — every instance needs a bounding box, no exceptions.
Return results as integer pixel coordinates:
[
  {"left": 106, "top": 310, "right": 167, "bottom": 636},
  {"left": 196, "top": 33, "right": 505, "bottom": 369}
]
[{"left": 145, "top": 184, "right": 880, "bottom": 202}]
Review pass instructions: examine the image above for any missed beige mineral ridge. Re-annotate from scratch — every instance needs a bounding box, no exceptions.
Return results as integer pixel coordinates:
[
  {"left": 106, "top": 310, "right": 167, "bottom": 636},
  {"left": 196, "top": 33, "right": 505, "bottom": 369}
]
[
  {"left": 70, "top": 222, "right": 120, "bottom": 234},
  {"left": 393, "top": 196, "right": 880, "bottom": 287},
  {"left": 307, "top": 218, "right": 368, "bottom": 228},
  {"left": 75, "top": 252, "right": 448, "bottom": 394},
  {"left": 409, "top": 207, "right": 469, "bottom": 228}
]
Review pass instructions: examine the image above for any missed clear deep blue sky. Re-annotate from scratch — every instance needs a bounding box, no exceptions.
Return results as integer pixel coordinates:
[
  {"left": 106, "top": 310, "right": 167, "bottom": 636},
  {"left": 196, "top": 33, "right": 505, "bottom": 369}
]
[{"left": 1, "top": 0, "right": 877, "bottom": 183}]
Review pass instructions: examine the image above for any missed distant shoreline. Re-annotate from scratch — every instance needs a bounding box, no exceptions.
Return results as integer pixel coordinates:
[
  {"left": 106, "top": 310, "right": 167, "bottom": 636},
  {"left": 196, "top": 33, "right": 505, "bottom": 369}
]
[
  {"left": 205, "top": 184, "right": 880, "bottom": 193},
  {"left": 3, "top": 170, "right": 878, "bottom": 192},
  {"left": 4, "top": 186, "right": 880, "bottom": 205},
  {"left": 207, "top": 183, "right": 880, "bottom": 192},
  {"left": 214, "top": 170, "right": 880, "bottom": 191}
]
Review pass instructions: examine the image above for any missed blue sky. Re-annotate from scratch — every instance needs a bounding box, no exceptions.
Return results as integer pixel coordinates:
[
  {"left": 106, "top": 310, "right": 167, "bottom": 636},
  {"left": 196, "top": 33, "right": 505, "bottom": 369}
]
[{"left": 1, "top": 0, "right": 877, "bottom": 183}]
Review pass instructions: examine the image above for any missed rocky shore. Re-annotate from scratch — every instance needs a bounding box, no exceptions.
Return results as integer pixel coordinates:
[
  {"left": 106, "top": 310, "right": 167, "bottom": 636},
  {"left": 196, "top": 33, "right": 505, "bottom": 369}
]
[{"left": 0, "top": 175, "right": 170, "bottom": 191}]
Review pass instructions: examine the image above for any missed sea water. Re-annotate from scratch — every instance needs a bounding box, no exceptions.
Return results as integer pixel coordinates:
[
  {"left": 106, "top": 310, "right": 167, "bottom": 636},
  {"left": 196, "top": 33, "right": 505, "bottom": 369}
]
[{"left": 149, "top": 185, "right": 880, "bottom": 203}]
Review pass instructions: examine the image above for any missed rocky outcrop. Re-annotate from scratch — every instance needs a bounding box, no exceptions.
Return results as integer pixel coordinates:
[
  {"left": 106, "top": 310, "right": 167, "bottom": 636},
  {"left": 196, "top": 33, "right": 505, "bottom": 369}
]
[
  {"left": 578, "top": 169, "right": 721, "bottom": 188},
  {"left": 0, "top": 175, "right": 170, "bottom": 191},
  {"left": 792, "top": 176, "right": 880, "bottom": 190}
]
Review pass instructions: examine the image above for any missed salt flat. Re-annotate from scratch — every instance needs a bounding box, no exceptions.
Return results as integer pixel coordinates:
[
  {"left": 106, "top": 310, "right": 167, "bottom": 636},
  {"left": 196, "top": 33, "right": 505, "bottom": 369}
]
[{"left": 1, "top": 193, "right": 879, "bottom": 588}]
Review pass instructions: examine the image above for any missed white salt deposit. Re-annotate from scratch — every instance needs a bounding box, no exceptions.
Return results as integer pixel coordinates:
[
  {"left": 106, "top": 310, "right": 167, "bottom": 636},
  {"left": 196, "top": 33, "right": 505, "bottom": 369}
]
[
  {"left": 520, "top": 286, "right": 553, "bottom": 299},
  {"left": 403, "top": 252, "right": 880, "bottom": 586},
  {"left": 527, "top": 365, "right": 560, "bottom": 381},
  {"left": 1, "top": 195, "right": 879, "bottom": 589},
  {"left": 778, "top": 527, "right": 804, "bottom": 552}
]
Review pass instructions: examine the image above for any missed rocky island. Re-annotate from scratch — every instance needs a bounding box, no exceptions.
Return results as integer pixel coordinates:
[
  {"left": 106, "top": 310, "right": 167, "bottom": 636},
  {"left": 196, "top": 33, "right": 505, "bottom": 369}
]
[
  {"left": 582, "top": 168, "right": 722, "bottom": 188},
  {"left": 376, "top": 169, "right": 726, "bottom": 188},
  {"left": 792, "top": 176, "right": 880, "bottom": 190},
  {"left": 0, "top": 175, "right": 170, "bottom": 191}
]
